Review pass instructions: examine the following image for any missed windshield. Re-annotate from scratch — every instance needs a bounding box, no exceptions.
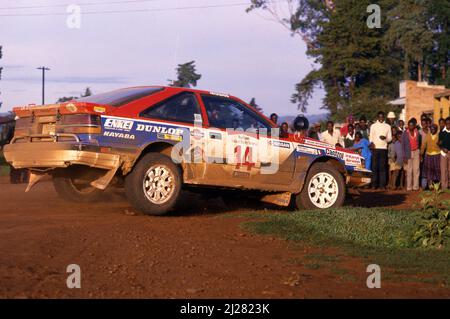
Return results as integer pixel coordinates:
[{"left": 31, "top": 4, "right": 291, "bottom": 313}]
[{"left": 76, "top": 87, "right": 164, "bottom": 107}]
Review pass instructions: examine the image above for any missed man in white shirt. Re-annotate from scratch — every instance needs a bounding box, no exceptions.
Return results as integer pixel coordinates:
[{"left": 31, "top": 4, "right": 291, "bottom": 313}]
[
  {"left": 320, "top": 121, "right": 344, "bottom": 147},
  {"left": 369, "top": 111, "right": 393, "bottom": 189}
]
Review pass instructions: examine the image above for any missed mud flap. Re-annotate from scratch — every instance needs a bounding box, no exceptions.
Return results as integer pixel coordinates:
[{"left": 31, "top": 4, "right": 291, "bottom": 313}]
[
  {"left": 260, "top": 192, "right": 292, "bottom": 207},
  {"left": 25, "top": 172, "right": 46, "bottom": 192},
  {"left": 90, "top": 165, "right": 120, "bottom": 190}
]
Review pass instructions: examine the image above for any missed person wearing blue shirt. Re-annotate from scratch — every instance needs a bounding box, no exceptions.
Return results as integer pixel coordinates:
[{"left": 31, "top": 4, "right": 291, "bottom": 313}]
[{"left": 350, "top": 131, "right": 372, "bottom": 170}]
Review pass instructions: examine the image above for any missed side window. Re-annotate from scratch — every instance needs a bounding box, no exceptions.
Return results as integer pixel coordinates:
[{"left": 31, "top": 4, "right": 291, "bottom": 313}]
[
  {"left": 140, "top": 92, "right": 201, "bottom": 124},
  {"left": 201, "top": 95, "right": 270, "bottom": 130}
]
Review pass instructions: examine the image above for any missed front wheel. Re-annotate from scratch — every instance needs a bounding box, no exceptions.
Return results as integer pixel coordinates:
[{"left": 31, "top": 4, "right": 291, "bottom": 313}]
[
  {"left": 295, "top": 162, "right": 346, "bottom": 210},
  {"left": 124, "top": 153, "right": 181, "bottom": 216}
]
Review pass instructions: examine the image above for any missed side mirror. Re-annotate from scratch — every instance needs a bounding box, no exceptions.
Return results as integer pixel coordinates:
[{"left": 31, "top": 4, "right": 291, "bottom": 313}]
[{"left": 293, "top": 115, "right": 309, "bottom": 131}]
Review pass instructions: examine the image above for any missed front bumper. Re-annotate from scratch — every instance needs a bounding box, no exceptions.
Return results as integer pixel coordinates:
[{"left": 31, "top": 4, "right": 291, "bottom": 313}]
[
  {"left": 4, "top": 134, "right": 120, "bottom": 170},
  {"left": 346, "top": 168, "right": 372, "bottom": 187}
]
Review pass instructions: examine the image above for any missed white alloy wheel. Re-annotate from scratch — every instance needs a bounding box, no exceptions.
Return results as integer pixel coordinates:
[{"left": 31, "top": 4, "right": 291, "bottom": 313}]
[
  {"left": 143, "top": 165, "right": 175, "bottom": 204},
  {"left": 307, "top": 172, "right": 339, "bottom": 209}
]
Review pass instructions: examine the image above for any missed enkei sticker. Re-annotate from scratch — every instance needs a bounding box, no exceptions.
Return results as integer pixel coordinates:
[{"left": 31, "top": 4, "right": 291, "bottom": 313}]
[{"left": 104, "top": 118, "right": 134, "bottom": 131}]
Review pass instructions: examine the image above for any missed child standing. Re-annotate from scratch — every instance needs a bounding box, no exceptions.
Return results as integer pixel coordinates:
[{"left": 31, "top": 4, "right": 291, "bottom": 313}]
[{"left": 388, "top": 131, "right": 404, "bottom": 190}]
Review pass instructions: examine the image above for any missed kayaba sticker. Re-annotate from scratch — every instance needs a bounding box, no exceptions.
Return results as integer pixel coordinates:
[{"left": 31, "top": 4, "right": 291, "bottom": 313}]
[{"left": 103, "top": 131, "right": 136, "bottom": 140}]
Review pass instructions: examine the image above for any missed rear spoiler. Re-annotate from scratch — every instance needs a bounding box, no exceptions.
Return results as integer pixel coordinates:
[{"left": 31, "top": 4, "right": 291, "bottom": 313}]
[{"left": 13, "top": 102, "right": 112, "bottom": 118}]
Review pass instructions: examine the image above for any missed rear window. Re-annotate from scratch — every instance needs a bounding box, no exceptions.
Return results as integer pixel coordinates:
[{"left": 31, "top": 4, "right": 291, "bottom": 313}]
[{"left": 76, "top": 87, "right": 164, "bottom": 107}]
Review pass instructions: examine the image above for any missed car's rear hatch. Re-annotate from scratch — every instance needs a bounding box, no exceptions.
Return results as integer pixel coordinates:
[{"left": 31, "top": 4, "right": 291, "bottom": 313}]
[{"left": 12, "top": 102, "right": 112, "bottom": 142}]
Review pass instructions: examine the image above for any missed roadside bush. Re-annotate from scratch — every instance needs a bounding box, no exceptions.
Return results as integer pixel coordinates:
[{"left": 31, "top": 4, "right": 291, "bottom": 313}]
[{"left": 413, "top": 184, "right": 450, "bottom": 248}]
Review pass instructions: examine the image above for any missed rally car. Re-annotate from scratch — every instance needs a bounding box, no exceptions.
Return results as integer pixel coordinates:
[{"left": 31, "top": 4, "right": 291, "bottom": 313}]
[{"left": 4, "top": 86, "right": 371, "bottom": 215}]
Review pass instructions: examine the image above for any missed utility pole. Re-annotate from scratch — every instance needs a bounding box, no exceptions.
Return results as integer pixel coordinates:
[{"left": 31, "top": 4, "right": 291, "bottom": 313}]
[{"left": 37, "top": 66, "right": 50, "bottom": 105}]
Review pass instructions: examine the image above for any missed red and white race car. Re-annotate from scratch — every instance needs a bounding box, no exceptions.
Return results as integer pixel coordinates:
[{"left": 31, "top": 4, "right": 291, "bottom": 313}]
[{"left": 4, "top": 86, "right": 371, "bottom": 215}]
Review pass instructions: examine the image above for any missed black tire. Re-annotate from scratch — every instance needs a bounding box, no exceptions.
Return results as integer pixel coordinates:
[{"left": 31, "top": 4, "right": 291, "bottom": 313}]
[
  {"left": 124, "top": 153, "right": 181, "bottom": 216},
  {"left": 52, "top": 167, "right": 104, "bottom": 202},
  {"left": 295, "top": 162, "right": 346, "bottom": 210}
]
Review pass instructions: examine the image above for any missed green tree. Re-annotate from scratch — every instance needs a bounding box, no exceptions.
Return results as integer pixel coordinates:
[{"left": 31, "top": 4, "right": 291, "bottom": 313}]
[
  {"left": 249, "top": 97, "right": 264, "bottom": 113},
  {"left": 56, "top": 87, "right": 93, "bottom": 103},
  {"left": 169, "top": 61, "right": 202, "bottom": 88},
  {"left": 82, "top": 87, "right": 92, "bottom": 97},
  {"left": 385, "top": 0, "right": 434, "bottom": 81},
  {"left": 247, "top": 0, "right": 448, "bottom": 121},
  {"left": 56, "top": 96, "right": 78, "bottom": 103},
  {"left": 425, "top": 0, "right": 450, "bottom": 86},
  {"left": 248, "top": 0, "right": 402, "bottom": 120}
]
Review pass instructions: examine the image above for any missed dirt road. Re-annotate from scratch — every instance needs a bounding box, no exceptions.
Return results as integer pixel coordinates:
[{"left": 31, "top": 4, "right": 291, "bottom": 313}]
[{"left": 0, "top": 179, "right": 447, "bottom": 298}]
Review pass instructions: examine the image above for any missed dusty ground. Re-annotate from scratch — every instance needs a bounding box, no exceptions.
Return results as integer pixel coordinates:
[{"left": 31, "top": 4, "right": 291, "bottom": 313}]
[{"left": 0, "top": 177, "right": 448, "bottom": 298}]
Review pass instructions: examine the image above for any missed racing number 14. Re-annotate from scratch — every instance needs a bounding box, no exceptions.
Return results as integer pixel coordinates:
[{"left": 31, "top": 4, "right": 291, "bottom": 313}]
[{"left": 234, "top": 146, "right": 255, "bottom": 171}]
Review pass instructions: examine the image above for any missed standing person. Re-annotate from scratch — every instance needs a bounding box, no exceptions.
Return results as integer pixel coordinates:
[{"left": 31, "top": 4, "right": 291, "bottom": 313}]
[
  {"left": 438, "top": 118, "right": 446, "bottom": 132},
  {"left": 369, "top": 111, "right": 392, "bottom": 190},
  {"left": 387, "top": 112, "right": 396, "bottom": 127},
  {"left": 421, "top": 124, "right": 441, "bottom": 187},
  {"left": 439, "top": 117, "right": 450, "bottom": 190},
  {"left": 388, "top": 131, "right": 404, "bottom": 190},
  {"left": 401, "top": 119, "right": 422, "bottom": 191},
  {"left": 350, "top": 132, "right": 372, "bottom": 170},
  {"left": 419, "top": 117, "right": 430, "bottom": 138},
  {"left": 280, "top": 122, "right": 290, "bottom": 138},
  {"left": 398, "top": 119, "right": 406, "bottom": 132},
  {"left": 419, "top": 117, "right": 432, "bottom": 189},
  {"left": 391, "top": 126, "right": 398, "bottom": 141},
  {"left": 321, "top": 121, "right": 344, "bottom": 147},
  {"left": 356, "top": 116, "right": 370, "bottom": 140},
  {"left": 340, "top": 115, "right": 355, "bottom": 136},
  {"left": 270, "top": 113, "right": 279, "bottom": 126},
  {"left": 344, "top": 124, "right": 355, "bottom": 148},
  {"left": 388, "top": 126, "right": 399, "bottom": 188},
  {"left": 308, "top": 123, "right": 322, "bottom": 140}
]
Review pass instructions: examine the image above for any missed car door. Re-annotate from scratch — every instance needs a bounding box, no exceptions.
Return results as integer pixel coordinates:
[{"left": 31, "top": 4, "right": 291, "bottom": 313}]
[
  {"left": 201, "top": 94, "right": 272, "bottom": 187},
  {"left": 139, "top": 91, "right": 203, "bottom": 164}
]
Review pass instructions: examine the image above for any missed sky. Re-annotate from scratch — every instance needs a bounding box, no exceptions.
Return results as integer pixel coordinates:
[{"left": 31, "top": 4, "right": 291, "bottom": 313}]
[{"left": 0, "top": 0, "right": 325, "bottom": 116}]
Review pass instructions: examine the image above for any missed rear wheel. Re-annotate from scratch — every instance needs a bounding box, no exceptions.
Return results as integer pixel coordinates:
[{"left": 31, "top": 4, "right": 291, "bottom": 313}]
[
  {"left": 295, "top": 162, "right": 345, "bottom": 210},
  {"left": 125, "top": 153, "right": 181, "bottom": 216},
  {"left": 52, "top": 167, "right": 104, "bottom": 202}
]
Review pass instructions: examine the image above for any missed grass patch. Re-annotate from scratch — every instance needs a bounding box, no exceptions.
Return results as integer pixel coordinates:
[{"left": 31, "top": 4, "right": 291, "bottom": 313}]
[{"left": 242, "top": 208, "right": 450, "bottom": 285}]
